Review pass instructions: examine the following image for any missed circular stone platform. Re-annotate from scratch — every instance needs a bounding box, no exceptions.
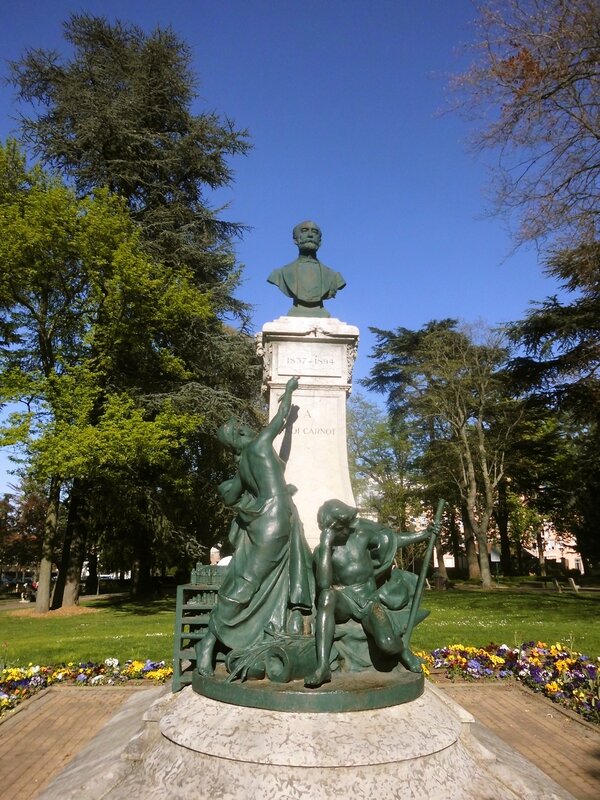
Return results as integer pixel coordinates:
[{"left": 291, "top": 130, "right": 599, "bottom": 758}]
[
  {"left": 37, "top": 683, "right": 575, "bottom": 800},
  {"left": 161, "top": 685, "right": 459, "bottom": 768},
  {"left": 192, "top": 664, "right": 423, "bottom": 712},
  {"left": 91, "top": 682, "right": 571, "bottom": 799}
]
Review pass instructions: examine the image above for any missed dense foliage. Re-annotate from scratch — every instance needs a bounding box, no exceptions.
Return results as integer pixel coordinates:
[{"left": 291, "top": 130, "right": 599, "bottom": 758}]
[
  {"left": 364, "top": 321, "right": 525, "bottom": 587},
  {"left": 1, "top": 15, "right": 261, "bottom": 607}
]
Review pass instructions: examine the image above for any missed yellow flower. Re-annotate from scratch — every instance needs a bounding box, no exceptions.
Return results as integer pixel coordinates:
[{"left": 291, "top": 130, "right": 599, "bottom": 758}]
[
  {"left": 145, "top": 667, "right": 173, "bottom": 682},
  {"left": 555, "top": 658, "right": 575, "bottom": 673},
  {"left": 414, "top": 650, "right": 433, "bottom": 676}
]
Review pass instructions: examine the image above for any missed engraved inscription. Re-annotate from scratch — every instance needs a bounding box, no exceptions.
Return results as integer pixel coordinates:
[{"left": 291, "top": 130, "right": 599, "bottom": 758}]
[
  {"left": 293, "top": 426, "right": 335, "bottom": 436},
  {"left": 277, "top": 342, "right": 342, "bottom": 377}
]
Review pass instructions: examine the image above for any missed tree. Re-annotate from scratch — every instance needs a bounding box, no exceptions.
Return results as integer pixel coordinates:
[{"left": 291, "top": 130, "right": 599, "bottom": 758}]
[
  {"left": 508, "top": 242, "right": 600, "bottom": 570},
  {"left": 6, "top": 16, "right": 261, "bottom": 600},
  {"left": 504, "top": 490, "right": 545, "bottom": 574},
  {"left": 564, "top": 429, "right": 600, "bottom": 570},
  {"left": 364, "top": 320, "right": 522, "bottom": 588},
  {"left": 450, "top": 0, "right": 600, "bottom": 572},
  {"left": 9, "top": 14, "right": 250, "bottom": 309},
  {"left": 0, "top": 483, "right": 48, "bottom": 578},
  {"left": 509, "top": 243, "right": 600, "bottom": 413},
  {"left": 454, "top": 0, "right": 600, "bottom": 248},
  {"left": 347, "top": 393, "right": 418, "bottom": 528},
  {"left": 347, "top": 395, "right": 458, "bottom": 579},
  {"left": 0, "top": 143, "right": 210, "bottom": 609}
]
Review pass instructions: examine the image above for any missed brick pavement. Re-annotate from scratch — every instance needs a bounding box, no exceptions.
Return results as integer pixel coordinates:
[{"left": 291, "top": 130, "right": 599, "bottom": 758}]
[
  {"left": 0, "top": 685, "right": 149, "bottom": 800},
  {"left": 0, "top": 680, "right": 598, "bottom": 799},
  {"left": 431, "top": 679, "right": 600, "bottom": 800}
]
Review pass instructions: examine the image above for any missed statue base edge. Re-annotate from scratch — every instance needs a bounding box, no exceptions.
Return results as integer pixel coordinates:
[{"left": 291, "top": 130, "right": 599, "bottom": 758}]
[{"left": 191, "top": 664, "right": 424, "bottom": 712}]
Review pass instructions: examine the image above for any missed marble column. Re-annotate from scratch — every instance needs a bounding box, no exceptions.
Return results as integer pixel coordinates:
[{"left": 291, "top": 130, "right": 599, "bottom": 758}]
[{"left": 257, "top": 316, "right": 359, "bottom": 551}]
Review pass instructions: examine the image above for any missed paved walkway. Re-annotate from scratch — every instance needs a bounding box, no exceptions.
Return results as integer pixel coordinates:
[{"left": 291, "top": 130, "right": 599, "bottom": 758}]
[
  {"left": 430, "top": 678, "right": 600, "bottom": 800},
  {"left": 0, "top": 685, "right": 151, "bottom": 800},
  {"left": 0, "top": 680, "right": 598, "bottom": 799}
]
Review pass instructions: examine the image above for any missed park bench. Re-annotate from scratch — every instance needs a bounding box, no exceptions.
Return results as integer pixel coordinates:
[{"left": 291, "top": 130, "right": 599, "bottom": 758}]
[
  {"left": 550, "top": 577, "right": 585, "bottom": 593},
  {"left": 519, "top": 579, "right": 552, "bottom": 590}
]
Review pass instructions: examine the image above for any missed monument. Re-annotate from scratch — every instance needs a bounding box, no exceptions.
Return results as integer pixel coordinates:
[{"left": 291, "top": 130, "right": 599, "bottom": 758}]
[
  {"left": 191, "top": 383, "right": 442, "bottom": 706},
  {"left": 38, "top": 222, "right": 573, "bottom": 800}
]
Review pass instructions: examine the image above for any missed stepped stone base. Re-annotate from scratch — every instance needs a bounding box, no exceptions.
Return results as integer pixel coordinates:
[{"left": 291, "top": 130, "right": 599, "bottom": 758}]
[{"left": 40, "top": 682, "right": 574, "bottom": 800}]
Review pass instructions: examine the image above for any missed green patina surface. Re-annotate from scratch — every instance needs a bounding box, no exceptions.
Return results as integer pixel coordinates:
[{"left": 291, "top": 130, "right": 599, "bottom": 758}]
[
  {"left": 194, "top": 377, "right": 314, "bottom": 680},
  {"left": 188, "top": 368, "right": 442, "bottom": 711},
  {"left": 267, "top": 221, "right": 346, "bottom": 317},
  {"left": 193, "top": 665, "right": 424, "bottom": 713}
]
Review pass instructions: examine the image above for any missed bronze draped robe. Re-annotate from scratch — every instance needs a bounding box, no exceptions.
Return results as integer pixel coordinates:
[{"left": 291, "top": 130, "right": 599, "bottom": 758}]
[{"left": 209, "top": 489, "right": 313, "bottom": 651}]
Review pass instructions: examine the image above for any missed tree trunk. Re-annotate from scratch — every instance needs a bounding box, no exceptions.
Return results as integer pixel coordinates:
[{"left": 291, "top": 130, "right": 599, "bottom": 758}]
[
  {"left": 51, "top": 498, "right": 74, "bottom": 609},
  {"left": 466, "top": 501, "right": 494, "bottom": 589},
  {"left": 475, "top": 526, "right": 494, "bottom": 589},
  {"left": 434, "top": 539, "right": 449, "bottom": 582},
  {"left": 52, "top": 481, "right": 87, "bottom": 608},
  {"left": 86, "top": 551, "right": 99, "bottom": 595},
  {"left": 131, "top": 533, "right": 154, "bottom": 597},
  {"left": 35, "top": 478, "right": 61, "bottom": 614},
  {"left": 515, "top": 535, "right": 525, "bottom": 575},
  {"left": 536, "top": 528, "right": 547, "bottom": 576},
  {"left": 496, "top": 480, "right": 513, "bottom": 576},
  {"left": 63, "top": 481, "right": 89, "bottom": 606},
  {"left": 448, "top": 505, "right": 462, "bottom": 567},
  {"left": 62, "top": 523, "right": 86, "bottom": 606},
  {"left": 461, "top": 505, "right": 481, "bottom": 580}
]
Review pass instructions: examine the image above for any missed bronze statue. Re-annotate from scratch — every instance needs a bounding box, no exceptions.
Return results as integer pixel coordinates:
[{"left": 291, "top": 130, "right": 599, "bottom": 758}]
[
  {"left": 267, "top": 221, "right": 346, "bottom": 317},
  {"left": 195, "top": 377, "right": 314, "bottom": 677},
  {"left": 304, "top": 499, "right": 442, "bottom": 688}
]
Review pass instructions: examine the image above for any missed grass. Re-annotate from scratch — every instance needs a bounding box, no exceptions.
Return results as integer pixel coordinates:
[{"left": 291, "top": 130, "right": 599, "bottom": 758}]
[
  {"left": 0, "top": 596, "right": 175, "bottom": 667},
  {"left": 1, "top": 587, "right": 599, "bottom": 668},
  {"left": 411, "top": 588, "right": 600, "bottom": 657}
]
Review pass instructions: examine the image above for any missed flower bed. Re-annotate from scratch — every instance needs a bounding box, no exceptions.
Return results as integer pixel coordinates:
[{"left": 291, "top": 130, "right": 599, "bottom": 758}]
[
  {"left": 1, "top": 643, "right": 599, "bottom": 725},
  {"left": 420, "top": 641, "right": 599, "bottom": 724},
  {"left": 0, "top": 659, "right": 172, "bottom": 716}
]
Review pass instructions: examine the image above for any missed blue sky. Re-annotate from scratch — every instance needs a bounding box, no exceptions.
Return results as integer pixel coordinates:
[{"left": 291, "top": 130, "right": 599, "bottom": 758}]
[{"left": 0, "top": 0, "right": 562, "bottom": 492}]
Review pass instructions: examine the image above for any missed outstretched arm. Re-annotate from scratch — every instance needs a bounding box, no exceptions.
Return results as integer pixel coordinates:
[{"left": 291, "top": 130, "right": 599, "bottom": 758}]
[
  {"left": 262, "top": 376, "right": 299, "bottom": 442},
  {"left": 396, "top": 519, "right": 441, "bottom": 549}
]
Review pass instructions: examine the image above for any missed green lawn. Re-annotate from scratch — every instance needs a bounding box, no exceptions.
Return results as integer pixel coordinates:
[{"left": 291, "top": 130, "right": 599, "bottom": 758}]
[
  {"left": 0, "top": 596, "right": 176, "bottom": 667},
  {"left": 411, "top": 588, "right": 600, "bottom": 657},
  {"left": 1, "top": 588, "right": 599, "bottom": 668}
]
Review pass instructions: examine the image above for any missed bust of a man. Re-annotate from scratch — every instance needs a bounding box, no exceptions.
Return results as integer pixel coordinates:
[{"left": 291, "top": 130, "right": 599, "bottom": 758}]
[{"left": 267, "top": 221, "right": 346, "bottom": 317}]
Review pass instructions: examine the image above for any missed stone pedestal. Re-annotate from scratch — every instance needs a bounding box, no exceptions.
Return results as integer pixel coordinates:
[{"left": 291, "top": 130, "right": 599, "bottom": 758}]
[
  {"left": 40, "top": 683, "right": 574, "bottom": 800},
  {"left": 257, "top": 316, "right": 359, "bottom": 551}
]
